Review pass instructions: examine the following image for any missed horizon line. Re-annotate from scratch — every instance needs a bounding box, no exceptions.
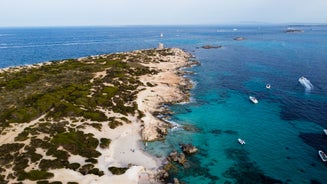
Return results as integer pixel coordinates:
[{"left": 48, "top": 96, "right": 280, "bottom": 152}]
[{"left": 0, "top": 22, "right": 326, "bottom": 28}]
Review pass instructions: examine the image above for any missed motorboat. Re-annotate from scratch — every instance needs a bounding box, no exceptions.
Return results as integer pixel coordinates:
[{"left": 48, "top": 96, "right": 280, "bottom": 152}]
[
  {"left": 318, "top": 150, "right": 327, "bottom": 162},
  {"left": 266, "top": 84, "right": 271, "bottom": 89},
  {"left": 298, "top": 76, "right": 313, "bottom": 91},
  {"left": 238, "top": 138, "right": 246, "bottom": 145},
  {"left": 324, "top": 129, "right": 327, "bottom": 136},
  {"left": 249, "top": 96, "right": 258, "bottom": 104}
]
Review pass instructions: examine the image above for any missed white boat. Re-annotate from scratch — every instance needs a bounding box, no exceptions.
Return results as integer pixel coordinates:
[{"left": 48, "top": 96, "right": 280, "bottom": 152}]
[
  {"left": 324, "top": 129, "right": 327, "bottom": 136},
  {"left": 238, "top": 138, "right": 246, "bottom": 145},
  {"left": 266, "top": 84, "right": 271, "bottom": 89},
  {"left": 249, "top": 96, "right": 258, "bottom": 104},
  {"left": 318, "top": 150, "right": 327, "bottom": 162},
  {"left": 160, "top": 33, "right": 164, "bottom": 38},
  {"left": 298, "top": 76, "right": 313, "bottom": 91}
]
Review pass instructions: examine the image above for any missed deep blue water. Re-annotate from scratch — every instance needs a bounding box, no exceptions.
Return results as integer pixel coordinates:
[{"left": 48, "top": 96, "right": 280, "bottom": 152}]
[{"left": 1, "top": 25, "right": 327, "bottom": 183}]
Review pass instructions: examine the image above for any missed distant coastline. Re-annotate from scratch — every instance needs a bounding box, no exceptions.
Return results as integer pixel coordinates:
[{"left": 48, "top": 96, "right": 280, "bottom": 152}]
[{"left": 0, "top": 48, "right": 196, "bottom": 184}]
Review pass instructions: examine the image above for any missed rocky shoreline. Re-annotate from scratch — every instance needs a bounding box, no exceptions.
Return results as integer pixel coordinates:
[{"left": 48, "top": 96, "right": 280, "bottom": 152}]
[{"left": 136, "top": 48, "right": 199, "bottom": 142}]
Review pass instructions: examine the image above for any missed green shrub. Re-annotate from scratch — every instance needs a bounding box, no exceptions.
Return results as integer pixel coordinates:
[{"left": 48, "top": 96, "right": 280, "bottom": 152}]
[
  {"left": 85, "top": 158, "right": 98, "bottom": 164},
  {"left": 90, "top": 123, "right": 102, "bottom": 131},
  {"left": 31, "top": 153, "right": 43, "bottom": 162},
  {"left": 50, "top": 181, "right": 62, "bottom": 184},
  {"left": 0, "top": 143, "right": 24, "bottom": 156},
  {"left": 89, "top": 168, "right": 104, "bottom": 176},
  {"left": 46, "top": 148, "right": 69, "bottom": 161},
  {"left": 99, "top": 138, "right": 111, "bottom": 149},
  {"left": 51, "top": 131, "right": 100, "bottom": 158},
  {"left": 36, "top": 180, "right": 49, "bottom": 184},
  {"left": 13, "top": 157, "right": 29, "bottom": 171},
  {"left": 108, "top": 167, "right": 128, "bottom": 175},
  {"left": 67, "top": 163, "right": 80, "bottom": 171},
  {"left": 30, "top": 138, "right": 52, "bottom": 149},
  {"left": 83, "top": 111, "right": 107, "bottom": 122},
  {"left": 79, "top": 164, "right": 94, "bottom": 175},
  {"left": 18, "top": 170, "right": 54, "bottom": 181},
  {"left": 102, "top": 86, "right": 118, "bottom": 98},
  {"left": 146, "top": 82, "right": 155, "bottom": 87},
  {"left": 38, "top": 159, "right": 67, "bottom": 170},
  {"left": 15, "top": 130, "right": 30, "bottom": 141},
  {"left": 108, "top": 120, "right": 123, "bottom": 129}
]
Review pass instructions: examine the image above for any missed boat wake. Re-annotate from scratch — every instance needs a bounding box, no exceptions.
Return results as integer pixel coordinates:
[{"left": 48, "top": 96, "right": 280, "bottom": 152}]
[{"left": 298, "top": 76, "right": 313, "bottom": 92}]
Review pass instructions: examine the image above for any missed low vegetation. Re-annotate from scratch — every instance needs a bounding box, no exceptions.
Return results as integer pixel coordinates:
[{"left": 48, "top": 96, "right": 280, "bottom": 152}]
[
  {"left": 18, "top": 170, "right": 54, "bottom": 181},
  {"left": 108, "top": 166, "right": 129, "bottom": 175},
  {"left": 0, "top": 48, "right": 176, "bottom": 182},
  {"left": 0, "top": 50, "right": 158, "bottom": 127}
]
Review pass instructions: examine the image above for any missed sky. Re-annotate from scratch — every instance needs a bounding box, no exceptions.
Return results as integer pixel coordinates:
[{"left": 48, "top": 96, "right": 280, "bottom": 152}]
[{"left": 0, "top": 0, "right": 326, "bottom": 27}]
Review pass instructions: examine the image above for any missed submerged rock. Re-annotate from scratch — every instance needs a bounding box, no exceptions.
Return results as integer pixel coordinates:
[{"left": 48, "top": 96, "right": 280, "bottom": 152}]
[
  {"left": 168, "top": 151, "right": 187, "bottom": 165},
  {"left": 155, "top": 169, "right": 169, "bottom": 181},
  {"left": 173, "top": 178, "right": 181, "bottom": 184},
  {"left": 182, "top": 124, "right": 202, "bottom": 132},
  {"left": 180, "top": 144, "right": 198, "bottom": 154}
]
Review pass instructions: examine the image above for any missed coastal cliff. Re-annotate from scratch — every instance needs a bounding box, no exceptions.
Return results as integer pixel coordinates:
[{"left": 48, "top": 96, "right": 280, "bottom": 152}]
[{"left": 0, "top": 48, "right": 193, "bottom": 184}]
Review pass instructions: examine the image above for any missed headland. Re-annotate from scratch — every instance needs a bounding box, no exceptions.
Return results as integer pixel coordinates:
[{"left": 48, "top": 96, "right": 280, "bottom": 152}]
[{"left": 0, "top": 48, "right": 195, "bottom": 184}]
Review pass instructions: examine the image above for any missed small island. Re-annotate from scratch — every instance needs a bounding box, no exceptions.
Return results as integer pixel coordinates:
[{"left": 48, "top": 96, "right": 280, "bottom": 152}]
[
  {"left": 285, "top": 29, "right": 304, "bottom": 33},
  {"left": 0, "top": 48, "right": 195, "bottom": 184},
  {"left": 201, "top": 45, "right": 223, "bottom": 49}
]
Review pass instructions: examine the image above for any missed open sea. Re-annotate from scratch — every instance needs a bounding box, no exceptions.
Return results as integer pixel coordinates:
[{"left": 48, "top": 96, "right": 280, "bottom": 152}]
[{"left": 1, "top": 25, "right": 327, "bottom": 183}]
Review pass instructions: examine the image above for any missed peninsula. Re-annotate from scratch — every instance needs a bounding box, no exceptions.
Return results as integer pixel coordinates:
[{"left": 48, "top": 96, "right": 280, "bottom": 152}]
[{"left": 0, "top": 48, "right": 194, "bottom": 184}]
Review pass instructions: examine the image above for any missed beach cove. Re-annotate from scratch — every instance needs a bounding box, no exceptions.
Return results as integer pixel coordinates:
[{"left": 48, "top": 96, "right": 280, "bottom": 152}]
[{"left": 0, "top": 47, "right": 195, "bottom": 184}]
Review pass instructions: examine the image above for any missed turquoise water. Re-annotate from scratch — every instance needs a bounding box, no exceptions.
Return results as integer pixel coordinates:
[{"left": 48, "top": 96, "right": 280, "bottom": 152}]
[
  {"left": 1, "top": 25, "right": 327, "bottom": 183},
  {"left": 146, "top": 26, "right": 327, "bottom": 183}
]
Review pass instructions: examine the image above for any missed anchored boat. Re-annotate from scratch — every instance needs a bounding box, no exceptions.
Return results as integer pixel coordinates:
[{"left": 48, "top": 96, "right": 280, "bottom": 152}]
[
  {"left": 318, "top": 150, "right": 327, "bottom": 162},
  {"left": 249, "top": 96, "right": 258, "bottom": 104},
  {"left": 238, "top": 138, "right": 246, "bottom": 145}
]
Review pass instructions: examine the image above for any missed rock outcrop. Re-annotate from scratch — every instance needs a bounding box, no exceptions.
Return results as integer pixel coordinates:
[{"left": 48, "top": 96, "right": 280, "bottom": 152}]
[
  {"left": 180, "top": 143, "right": 198, "bottom": 154},
  {"left": 201, "top": 45, "right": 222, "bottom": 49},
  {"left": 167, "top": 151, "right": 187, "bottom": 165},
  {"left": 137, "top": 48, "right": 194, "bottom": 141}
]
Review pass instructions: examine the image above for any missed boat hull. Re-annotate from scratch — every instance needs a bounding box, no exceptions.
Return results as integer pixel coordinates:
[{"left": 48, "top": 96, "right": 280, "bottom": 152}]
[
  {"left": 318, "top": 150, "right": 327, "bottom": 162},
  {"left": 238, "top": 138, "right": 246, "bottom": 145},
  {"left": 249, "top": 96, "right": 258, "bottom": 104}
]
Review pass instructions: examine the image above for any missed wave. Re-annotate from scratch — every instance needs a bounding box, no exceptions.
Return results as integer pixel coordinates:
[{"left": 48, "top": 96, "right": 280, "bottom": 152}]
[
  {"left": 298, "top": 76, "right": 314, "bottom": 92},
  {"left": 156, "top": 114, "right": 183, "bottom": 131}
]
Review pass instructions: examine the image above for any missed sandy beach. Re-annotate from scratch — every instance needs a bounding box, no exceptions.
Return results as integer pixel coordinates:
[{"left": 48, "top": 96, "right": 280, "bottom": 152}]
[{"left": 0, "top": 48, "right": 193, "bottom": 184}]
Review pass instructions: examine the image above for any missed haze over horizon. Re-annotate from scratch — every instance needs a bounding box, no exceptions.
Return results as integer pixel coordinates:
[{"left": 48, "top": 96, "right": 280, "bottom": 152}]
[{"left": 1, "top": 0, "right": 326, "bottom": 27}]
